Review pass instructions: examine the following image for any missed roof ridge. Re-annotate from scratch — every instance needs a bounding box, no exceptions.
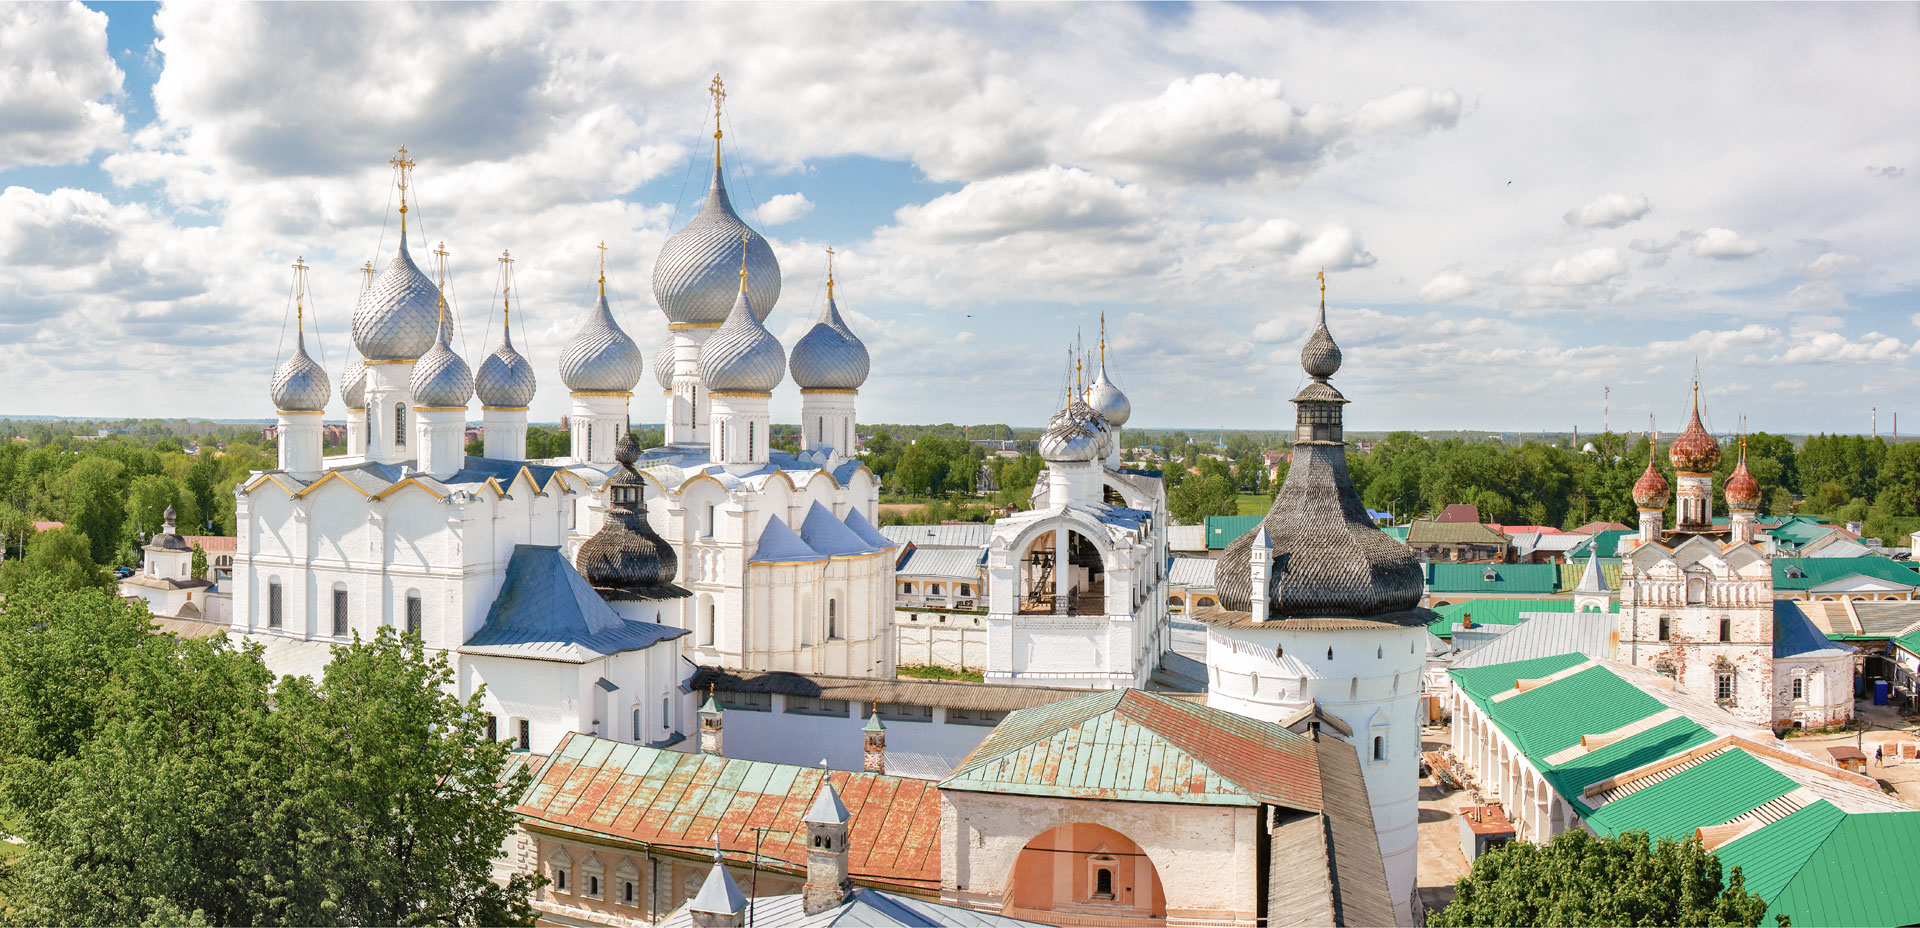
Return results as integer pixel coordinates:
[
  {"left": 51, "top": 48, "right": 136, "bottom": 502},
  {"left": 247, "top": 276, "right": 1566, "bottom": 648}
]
[{"left": 941, "top": 690, "right": 1129, "bottom": 782}]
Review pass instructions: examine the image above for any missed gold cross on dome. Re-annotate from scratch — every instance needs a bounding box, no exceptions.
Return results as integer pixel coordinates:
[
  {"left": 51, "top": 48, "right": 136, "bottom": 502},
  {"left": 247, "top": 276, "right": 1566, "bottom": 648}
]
[{"left": 709, "top": 74, "right": 727, "bottom": 135}]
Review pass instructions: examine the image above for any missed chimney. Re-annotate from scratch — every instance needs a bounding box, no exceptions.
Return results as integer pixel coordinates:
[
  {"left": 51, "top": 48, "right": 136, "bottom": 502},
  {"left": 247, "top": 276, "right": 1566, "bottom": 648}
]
[
  {"left": 699, "top": 687, "right": 723, "bottom": 756},
  {"left": 687, "top": 845, "right": 748, "bottom": 928},
  {"left": 802, "top": 782, "right": 853, "bottom": 915},
  {"left": 863, "top": 710, "right": 886, "bottom": 774}
]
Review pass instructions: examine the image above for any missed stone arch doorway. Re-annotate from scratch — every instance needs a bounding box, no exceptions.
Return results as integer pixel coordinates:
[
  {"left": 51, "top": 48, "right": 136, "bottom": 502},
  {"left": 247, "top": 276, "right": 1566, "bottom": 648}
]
[{"left": 1004, "top": 822, "right": 1166, "bottom": 922}]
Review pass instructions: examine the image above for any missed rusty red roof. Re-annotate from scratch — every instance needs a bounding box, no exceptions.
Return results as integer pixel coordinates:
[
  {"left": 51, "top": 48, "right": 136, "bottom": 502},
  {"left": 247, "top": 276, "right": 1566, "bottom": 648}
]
[
  {"left": 940, "top": 690, "right": 1322, "bottom": 812},
  {"left": 183, "top": 535, "right": 236, "bottom": 552},
  {"left": 517, "top": 733, "right": 943, "bottom": 892}
]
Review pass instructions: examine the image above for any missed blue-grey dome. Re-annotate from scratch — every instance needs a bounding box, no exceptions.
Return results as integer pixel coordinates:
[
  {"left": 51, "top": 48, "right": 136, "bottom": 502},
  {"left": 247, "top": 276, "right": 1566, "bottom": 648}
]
[
  {"left": 789, "top": 295, "right": 869, "bottom": 391},
  {"left": 651, "top": 146, "right": 780, "bottom": 326},
  {"left": 1085, "top": 362, "right": 1130, "bottom": 428},
  {"left": 698, "top": 286, "right": 785, "bottom": 394},
  {"left": 409, "top": 313, "right": 472, "bottom": 408},
  {"left": 270, "top": 330, "right": 332, "bottom": 412},
  {"left": 654, "top": 341, "right": 675, "bottom": 390},
  {"left": 476, "top": 324, "right": 536, "bottom": 409},
  {"left": 560, "top": 287, "right": 645, "bottom": 394},
  {"left": 340, "top": 357, "right": 367, "bottom": 409},
  {"left": 352, "top": 229, "right": 440, "bottom": 361}
]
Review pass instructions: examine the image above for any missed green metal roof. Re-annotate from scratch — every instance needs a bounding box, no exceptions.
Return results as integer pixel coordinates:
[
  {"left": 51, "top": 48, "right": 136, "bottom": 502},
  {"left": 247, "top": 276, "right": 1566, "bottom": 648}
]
[
  {"left": 1538, "top": 716, "right": 1719, "bottom": 801},
  {"left": 1424, "top": 562, "right": 1562, "bottom": 594},
  {"left": 1717, "top": 802, "right": 1920, "bottom": 927},
  {"left": 941, "top": 689, "right": 1322, "bottom": 810},
  {"left": 1771, "top": 557, "right": 1920, "bottom": 591},
  {"left": 1580, "top": 748, "right": 1797, "bottom": 837},
  {"left": 1892, "top": 627, "right": 1920, "bottom": 656},
  {"left": 1381, "top": 525, "right": 1410, "bottom": 543},
  {"left": 1480, "top": 665, "right": 1669, "bottom": 760},
  {"left": 1767, "top": 518, "right": 1842, "bottom": 549},
  {"left": 1204, "top": 514, "right": 1266, "bottom": 549},
  {"left": 1430, "top": 598, "right": 1574, "bottom": 638},
  {"left": 1567, "top": 529, "right": 1633, "bottom": 559},
  {"left": 1406, "top": 519, "right": 1510, "bottom": 546},
  {"left": 1449, "top": 652, "right": 1590, "bottom": 703},
  {"left": 1554, "top": 560, "right": 1623, "bottom": 592}
]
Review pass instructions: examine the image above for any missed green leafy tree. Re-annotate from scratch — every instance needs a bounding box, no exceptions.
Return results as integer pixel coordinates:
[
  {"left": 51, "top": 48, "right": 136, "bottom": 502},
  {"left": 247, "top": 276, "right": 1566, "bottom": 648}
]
[
  {"left": 1169, "top": 473, "right": 1238, "bottom": 524},
  {"left": 55, "top": 456, "right": 128, "bottom": 564},
  {"left": 190, "top": 542, "right": 209, "bottom": 580},
  {"left": 0, "top": 527, "right": 111, "bottom": 595},
  {"left": 126, "top": 472, "right": 180, "bottom": 540},
  {"left": 1429, "top": 829, "right": 1770, "bottom": 928}
]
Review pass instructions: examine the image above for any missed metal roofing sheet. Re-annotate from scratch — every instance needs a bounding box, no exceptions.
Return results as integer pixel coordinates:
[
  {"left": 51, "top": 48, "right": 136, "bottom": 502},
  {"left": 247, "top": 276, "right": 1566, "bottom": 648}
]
[
  {"left": 1450, "top": 611, "right": 1619, "bottom": 669},
  {"left": 1204, "top": 514, "right": 1265, "bottom": 549},
  {"left": 1772, "top": 601, "right": 1855, "bottom": 659},
  {"left": 1554, "top": 560, "right": 1623, "bottom": 592},
  {"left": 1851, "top": 601, "right": 1920, "bottom": 637},
  {"left": 1481, "top": 665, "right": 1667, "bottom": 759},
  {"left": 1538, "top": 716, "right": 1719, "bottom": 799},
  {"left": 1430, "top": 598, "right": 1576, "bottom": 639},
  {"left": 896, "top": 547, "right": 984, "bottom": 580},
  {"left": 1406, "top": 520, "right": 1510, "bottom": 546},
  {"left": 1772, "top": 557, "right": 1920, "bottom": 591},
  {"left": 1168, "top": 555, "right": 1218, "bottom": 588},
  {"left": 1167, "top": 524, "right": 1208, "bottom": 552},
  {"left": 1765, "top": 809, "right": 1920, "bottom": 927},
  {"left": 878, "top": 523, "right": 993, "bottom": 549},
  {"left": 1424, "top": 563, "right": 1560, "bottom": 594},
  {"left": 1581, "top": 748, "right": 1797, "bottom": 839},
  {"left": 800, "top": 501, "right": 883, "bottom": 557},
  {"left": 518, "top": 733, "right": 944, "bottom": 891},
  {"left": 1449, "top": 652, "right": 1590, "bottom": 702},
  {"left": 842, "top": 507, "right": 898, "bottom": 552},
  {"left": 751, "top": 516, "right": 826, "bottom": 563},
  {"left": 1715, "top": 800, "right": 1847, "bottom": 912},
  {"left": 1567, "top": 530, "right": 1633, "bottom": 559},
  {"left": 941, "top": 690, "right": 1322, "bottom": 811},
  {"left": 461, "top": 546, "right": 687, "bottom": 662}
]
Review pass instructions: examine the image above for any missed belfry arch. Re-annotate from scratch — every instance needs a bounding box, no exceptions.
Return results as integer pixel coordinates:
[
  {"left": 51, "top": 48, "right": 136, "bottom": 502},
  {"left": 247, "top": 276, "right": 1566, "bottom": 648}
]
[{"left": 1015, "top": 522, "right": 1108, "bottom": 616}]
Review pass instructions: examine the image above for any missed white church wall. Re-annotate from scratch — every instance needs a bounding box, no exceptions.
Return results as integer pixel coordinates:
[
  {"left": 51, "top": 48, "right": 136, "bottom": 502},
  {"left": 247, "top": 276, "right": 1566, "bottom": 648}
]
[
  {"left": 710, "top": 695, "right": 998, "bottom": 779},
  {"left": 466, "top": 654, "right": 583, "bottom": 755},
  {"left": 894, "top": 612, "right": 990, "bottom": 671}
]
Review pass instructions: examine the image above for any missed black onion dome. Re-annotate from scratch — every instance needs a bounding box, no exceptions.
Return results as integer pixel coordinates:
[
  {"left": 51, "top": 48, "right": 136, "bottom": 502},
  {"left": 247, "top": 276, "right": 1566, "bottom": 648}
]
[{"left": 576, "top": 433, "right": 690, "bottom": 601}]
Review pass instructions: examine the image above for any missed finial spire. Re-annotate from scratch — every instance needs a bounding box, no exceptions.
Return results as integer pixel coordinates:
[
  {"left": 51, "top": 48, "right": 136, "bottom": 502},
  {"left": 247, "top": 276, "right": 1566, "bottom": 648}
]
[
  {"left": 499, "top": 249, "right": 514, "bottom": 332},
  {"left": 597, "top": 240, "right": 608, "bottom": 297},
  {"left": 432, "top": 241, "right": 450, "bottom": 337},
  {"left": 825, "top": 246, "right": 835, "bottom": 299},
  {"left": 291, "top": 256, "right": 309, "bottom": 334},
  {"left": 1317, "top": 268, "right": 1327, "bottom": 324},
  {"left": 1099, "top": 312, "right": 1107, "bottom": 366},
  {"left": 709, "top": 73, "right": 727, "bottom": 166},
  {"left": 739, "top": 231, "right": 750, "bottom": 292},
  {"left": 389, "top": 145, "right": 416, "bottom": 233}
]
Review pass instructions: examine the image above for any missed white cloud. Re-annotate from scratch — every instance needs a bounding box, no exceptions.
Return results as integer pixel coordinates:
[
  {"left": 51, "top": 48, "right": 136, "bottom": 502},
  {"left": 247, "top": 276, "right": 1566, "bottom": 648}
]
[
  {"left": 1419, "top": 271, "right": 1475, "bottom": 303},
  {"left": 757, "top": 192, "right": 813, "bottom": 225},
  {"left": 1774, "top": 331, "right": 1915, "bottom": 364},
  {"left": 1787, "top": 281, "right": 1847, "bottom": 311},
  {"left": 1548, "top": 248, "right": 1628, "bottom": 287},
  {"left": 1564, "top": 193, "right": 1652, "bottom": 229},
  {"left": 1082, "top": 72, "right": 1460, "bottom": 184},
  {"left": 0, "top": 2, "right": 125, "bottom": 169},
  {"left": 1802, "top": 252, "right": 1861, "bottom": 278},
  {"left": 1689, "top": 227, "right": 1766, "bottom": 260}
]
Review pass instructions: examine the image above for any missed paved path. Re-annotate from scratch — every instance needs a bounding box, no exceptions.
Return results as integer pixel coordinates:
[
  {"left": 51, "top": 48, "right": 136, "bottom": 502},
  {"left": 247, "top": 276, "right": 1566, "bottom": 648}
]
[{"left": 1415, "top": 730, "right": 1473, "bottom": 922}]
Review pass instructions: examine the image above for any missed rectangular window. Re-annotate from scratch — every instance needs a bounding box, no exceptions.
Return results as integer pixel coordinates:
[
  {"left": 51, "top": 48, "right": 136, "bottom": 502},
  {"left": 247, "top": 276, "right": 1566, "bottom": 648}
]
[
  {"left": 1792, "top": 678, "right": 1805, "bottom": 700},
  {"left": 946, "top": 708, "right": 1008, "bottom": 727},
  {"left": 406, "top": 594, "right": 422, "bottom": 637},
  {"left": 717, "top": 691, "right": 771, "bottom": 712},
  {"left": 486, "top": 715, "right": 498, "bottom": 743},
  {"left": 268, "top": 580, "right": 283, "bottom": 628},
  {"left": 1717, "top": 673, "right": 1735, "bottom": 701},
  {"left": 518, "top": 719, "right": 531, "bottom": 751},
  {"left": 784, "top": 696, "right": 850, "bottom": 717},
  {"left": 332, "top": 588, "right": 348, "bottom": 636}
]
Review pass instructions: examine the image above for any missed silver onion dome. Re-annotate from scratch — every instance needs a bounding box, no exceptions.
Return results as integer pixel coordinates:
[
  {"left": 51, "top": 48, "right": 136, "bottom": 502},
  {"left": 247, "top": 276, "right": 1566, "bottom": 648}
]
[
  {"left": 475, "top": 324, "right": 536, "bottom": 409},
  {"left": 1038, "top": 403, "right": 1104, "bottom": 462},
  {"left": 409, "top": 313, "right": 473, "bottom": 407},
  {"left": 270, "top": 330, "right": 332, "bottom": 412},
  {"left": 1085, "top": 364, "right": 1130, "bottom": 428},
  {"left": 1301, "top": 300, "right": 1341, "bottom": 380},
  {"left": 789, "top": 293, "right": 869, "bottom": 390},
  {"left": 651, "top": 144, "right": 780, "bottom": 326},
  {"left": 654, "top": 342, "right": 675, "bottom": 390},
  {"left": 340, "top": 358, "right": 367, "bottom": 409},
  {"left": 352, "top": 229, "right": 441, "bottom": 361},
  {"left": 559, "top": 286, "right": 645, "bottom": 394},
  {"left": 698, "top": 285, "right": 785, "bottom": 394}
]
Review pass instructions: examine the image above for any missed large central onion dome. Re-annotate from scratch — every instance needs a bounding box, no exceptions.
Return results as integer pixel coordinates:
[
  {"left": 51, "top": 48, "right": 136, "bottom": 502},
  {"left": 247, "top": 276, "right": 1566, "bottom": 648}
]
[
  {"left": 560, "top": 277, "right": 645, "bottom": 394},
  {"left": 353, "top": 228, "right": 441, "bottom": 361},
  {"left": 475, "top": 319, "right": 536, "bottom": 409},
  {"left": 1633, "top": 440, "right": 1670, "bottom": 509},
  {"left": 1668, "top": 385, "right": 1722, "bottom": 473},
  {"left": 698, "top": 274, "right": 785, "bottom": 394},
  {"left": 652, "top": 137, "right": 780, "bottom": 326},
  {"left": 1725, "top": 439, "right": 1761, "bottom": 511},
  {"left": 1212, "top": 291, "right": 1426, "bottom": 620},
  {"left": 789, "top": 281, "right": 869, "bottom": 391},
  {"left": 575, "top": 433, "right": 688, "bottom": 601},
  {"left": 409, "top": 310, "right": 473, "bottom": 407},
  {"left": 1086, "top": 361, "right": 1130, "bottom": 428},
  {"left": 271, "top": 327, "right": 331, "bottom": 412}
]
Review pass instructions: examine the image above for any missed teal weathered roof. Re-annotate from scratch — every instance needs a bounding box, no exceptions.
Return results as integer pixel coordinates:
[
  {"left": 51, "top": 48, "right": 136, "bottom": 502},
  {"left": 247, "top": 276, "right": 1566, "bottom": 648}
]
[
  {"left": 941, "top": 689, "right": 1321, "bottom": 811},
  {"left": 1449, "top": 652, "right": 1590, "bottom": 702},
  {"left": 1772, "top": 557, "right": 1920, "bottom": 591},
  {"left": 1567, "top": 530, "right": 1633, "bottom": 559},
  {"left": 1405, "top": 519, "right": 1510, "bottom": 547},
  {"left": 1580, "top": 748, "right": 1797, "bottom": 837},
  {"left": 1554, "top": 559, "right": 1623, "bottom": 592},
  {"left": 1204, "top": 514, "right": 1266, "bottom": 549},
  {"left": 1424, "top": 562, "right": 1561, "bottom": 594},
  {"left": 1429, "top": 598, "right": 1618, "bottom": 639}
]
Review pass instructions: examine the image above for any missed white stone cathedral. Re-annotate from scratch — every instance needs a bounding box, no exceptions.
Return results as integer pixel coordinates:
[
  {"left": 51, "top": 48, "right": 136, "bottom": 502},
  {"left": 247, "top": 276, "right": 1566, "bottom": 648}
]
[{"left": 230, "top": 87, "right": 893, "bottom": 757}]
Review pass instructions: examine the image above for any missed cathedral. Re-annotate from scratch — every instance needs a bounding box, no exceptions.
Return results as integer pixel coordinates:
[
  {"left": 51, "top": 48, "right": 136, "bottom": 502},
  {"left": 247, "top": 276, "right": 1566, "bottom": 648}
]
[
  {"left": 1615, "top": 389, "right": 1854, "bottom": 731},
  {"left": 231, "top": 82, "right": 891, "bottom": 755}
]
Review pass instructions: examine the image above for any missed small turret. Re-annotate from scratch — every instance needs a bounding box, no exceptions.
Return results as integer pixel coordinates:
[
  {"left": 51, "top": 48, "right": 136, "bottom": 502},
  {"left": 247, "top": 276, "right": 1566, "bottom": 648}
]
[
  {"left": 687, "top": 844, "right": 748, "bottom": 928},
  {"left": 862, "top": 709, "right": 886, "bottom": 774},
  {"left": 699, "top": 687, "right": 723, "bottom": 755},
  {"left": 801, "top": 782, "right": 852, "bottom": 916}
]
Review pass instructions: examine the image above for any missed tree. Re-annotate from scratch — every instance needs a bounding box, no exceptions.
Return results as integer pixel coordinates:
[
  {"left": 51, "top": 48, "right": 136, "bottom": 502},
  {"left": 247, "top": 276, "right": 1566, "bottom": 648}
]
[
  {"left": 1170, "top": 473, "right": 1238, "bottom": 524},
  {"left": 55, "top": 456, "right": 128, "bottom": 565},
  {"left": 1429, "top": 829, "right": 1770, "bottom": 928},
  {"left": 127, "top": 472, "right": 180, "bottom": 540},
  {"left": 0, "top": 527, "right": 110, "bottom": 595},
  {"left": 190, "top": 542, "right": 209, "bottom": 580}
]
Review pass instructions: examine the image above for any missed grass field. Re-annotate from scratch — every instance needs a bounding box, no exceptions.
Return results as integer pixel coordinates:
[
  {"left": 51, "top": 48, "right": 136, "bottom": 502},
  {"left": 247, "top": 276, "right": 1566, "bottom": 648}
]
[{"left": 1237, "top": 493, "right": 1271, "bottom": 515}]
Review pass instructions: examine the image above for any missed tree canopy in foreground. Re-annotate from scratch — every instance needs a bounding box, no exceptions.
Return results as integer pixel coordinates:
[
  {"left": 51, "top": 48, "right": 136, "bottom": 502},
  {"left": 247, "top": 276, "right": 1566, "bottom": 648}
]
[
  {"left": 1428, "top": 828, "right": 1774, "bottom": 928},
  {"left": 0, "top": 582, "right": 537, "bottom": 926}
]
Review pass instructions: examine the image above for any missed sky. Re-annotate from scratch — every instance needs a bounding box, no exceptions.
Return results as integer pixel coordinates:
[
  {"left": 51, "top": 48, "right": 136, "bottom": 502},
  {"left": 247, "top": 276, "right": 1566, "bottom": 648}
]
[{"left": 0, "top": 2, "right": 1916, "bottom": 435}]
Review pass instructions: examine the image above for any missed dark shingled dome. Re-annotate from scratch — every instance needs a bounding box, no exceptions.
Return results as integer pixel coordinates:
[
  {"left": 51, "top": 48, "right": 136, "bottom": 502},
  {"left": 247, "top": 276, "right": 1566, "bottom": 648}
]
[{"left": 575, "top": 433, "right": 691, "bottom": 602}]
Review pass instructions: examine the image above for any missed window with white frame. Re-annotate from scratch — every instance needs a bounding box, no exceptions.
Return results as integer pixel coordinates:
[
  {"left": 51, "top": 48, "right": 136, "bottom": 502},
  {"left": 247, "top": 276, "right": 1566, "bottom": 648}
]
[{"left": 1717, "top": 671, "right": 1736, "bottom": 701}]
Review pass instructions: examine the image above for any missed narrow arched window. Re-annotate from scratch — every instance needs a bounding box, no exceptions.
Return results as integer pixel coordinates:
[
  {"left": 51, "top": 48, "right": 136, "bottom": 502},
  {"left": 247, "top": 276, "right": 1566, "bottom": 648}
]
[
  {"left": 332, "top": 586, "right": 348, "bottom": 636},
  {"left": 818, "top": 416, "right": 824, "bottom": 444},
  {"left": 633, "top": 706, "right": 643, "bottom": 742},
  {"left": 747, "top": 423, "right": 755, "bottom": 460},
  {"left": 395, "top": 403, "right": 407, "bottom": 446},
  {"left": 587, "top": 423, "right": 594, "bottom": 457},
  {"left": 828, "top": 599, "right": 839, "bottom": 639},
  {"left": 701, "top": 603, "right": 716, "bottom": 646},
  {"left": 1658, "top": 616, "right": 1671, "bottom": 641},
  {"left": 267, "top": 578, "right": 283, "bottom": 628},
  {"left": 1373, "top": 736, "right": 1386, "bottom": 761},
  {"left": 1719, "top": 617, "right": 1731, "bottom": 642},
  {"left": 1095, "top": 868, "right": 1113, "bottom": 898},
  {"left": 406, "top": 591, "right": 422, "bottom": 637},
  {"left": 690, "top": 385, "right": 698, "bottom": 427}
]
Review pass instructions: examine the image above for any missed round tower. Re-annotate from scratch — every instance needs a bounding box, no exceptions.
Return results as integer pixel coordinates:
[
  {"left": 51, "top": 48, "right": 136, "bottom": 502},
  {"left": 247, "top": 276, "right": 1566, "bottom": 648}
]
[
  {"left": 653, "top": 74, "right": 780, "bottom": 448},
  {"left": 1202, "top": 273, "right": 1428, "bottom": 925},
  {"left": 476, "top": 250, "right": 536, "bottom": 461},
  {"left": 270, "top": 257, "right": 331, "bottom": 478},
  {"left": 1726, "top": 434, "right": 1762, "bottom": 545},
  {"left": 1631, "top": 429, "right": 1670, "bottom": 548},
  {"left": 789, "top": 249, "right": 869, "bottom": 462}
]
